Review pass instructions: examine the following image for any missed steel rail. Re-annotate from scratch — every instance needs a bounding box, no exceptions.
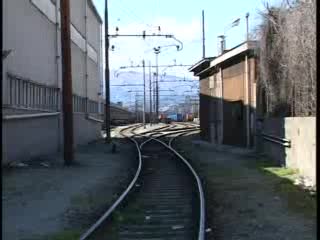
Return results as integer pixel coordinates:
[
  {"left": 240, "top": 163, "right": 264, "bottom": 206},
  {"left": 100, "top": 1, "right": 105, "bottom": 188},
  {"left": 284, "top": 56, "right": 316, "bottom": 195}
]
[
  {"left": 168, "top": 129, "right": 200, "bottom": 148},
  {"left": 132, "top": 124, "right": 173, "bottom": 136},
  {"left": 156, "top": 126, "right": 200, "bottom": 132},
  {"left": 79, "top": 124, "right": 142, "bottom": 240},
  {"left": 140, "top": 136, "right": 205, "bottom": 240},
  {"left": 139, "top": 127, "right": 198, "bottom": 149},
  {"left": 79, "top": 123, "right": 176, "bottom": 240},
  {"left": 148, "top": 128, "right": 200, "bottom": 141}
]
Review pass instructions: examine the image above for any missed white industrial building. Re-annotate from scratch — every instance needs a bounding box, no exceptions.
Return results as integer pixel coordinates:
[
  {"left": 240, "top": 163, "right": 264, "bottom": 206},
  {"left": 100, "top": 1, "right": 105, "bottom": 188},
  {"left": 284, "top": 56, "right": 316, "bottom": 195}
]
[{"left": 2, "top": 0, "right": 104, "bottom": 164}]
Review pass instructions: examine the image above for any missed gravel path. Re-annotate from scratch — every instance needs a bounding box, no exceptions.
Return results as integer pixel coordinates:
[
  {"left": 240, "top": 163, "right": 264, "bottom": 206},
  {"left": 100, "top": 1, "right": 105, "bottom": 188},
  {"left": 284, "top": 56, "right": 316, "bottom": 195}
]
[
  {"left": 174, "top": 134, "right": 316, "bottom": 240},
  {"left": 2, "top": 130, "right": 137, "bottom": 240}
]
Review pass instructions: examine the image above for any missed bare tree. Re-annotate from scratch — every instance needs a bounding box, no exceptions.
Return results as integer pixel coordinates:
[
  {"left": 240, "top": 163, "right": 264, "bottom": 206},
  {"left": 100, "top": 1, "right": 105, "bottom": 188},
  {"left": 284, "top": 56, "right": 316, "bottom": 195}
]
[{"left": 257, "top": 0, "right": 316, "bottom": 117}]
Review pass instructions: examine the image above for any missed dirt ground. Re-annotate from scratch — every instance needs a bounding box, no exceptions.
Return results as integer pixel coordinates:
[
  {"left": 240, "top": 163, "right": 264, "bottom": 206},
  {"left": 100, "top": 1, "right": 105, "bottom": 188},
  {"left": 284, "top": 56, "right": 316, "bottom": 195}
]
[
  {"left": 2, "top": 131, "right": 137, "bottom": 240},
  {"left": 174, "top": 134, "right": 316, "bottom": 240}
]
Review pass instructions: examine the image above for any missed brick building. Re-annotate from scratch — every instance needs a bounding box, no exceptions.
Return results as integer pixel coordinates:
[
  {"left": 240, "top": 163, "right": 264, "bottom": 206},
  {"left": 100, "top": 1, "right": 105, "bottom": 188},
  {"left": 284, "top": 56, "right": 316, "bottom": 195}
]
[{"left": 189, "top": 41, "right": 258, "bottom": 148}]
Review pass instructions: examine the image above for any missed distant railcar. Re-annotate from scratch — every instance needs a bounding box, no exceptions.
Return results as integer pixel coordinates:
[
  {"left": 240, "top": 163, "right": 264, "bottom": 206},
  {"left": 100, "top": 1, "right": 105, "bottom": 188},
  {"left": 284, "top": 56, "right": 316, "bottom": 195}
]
[
  {"left": 185, "top": 113, "right": 194, "bottom": 121},
  {"left": 167, "top": 113, "right": 183, "bottom": 122},
  {"left": 158, "top": 114, "right": 167, "bottom": 122}
]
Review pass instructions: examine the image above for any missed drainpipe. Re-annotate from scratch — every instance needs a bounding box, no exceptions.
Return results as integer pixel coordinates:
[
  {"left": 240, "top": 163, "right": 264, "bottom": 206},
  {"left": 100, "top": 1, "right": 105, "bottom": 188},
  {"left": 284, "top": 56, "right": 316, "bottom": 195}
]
[
  {"left": 245, "top": 53, "right": 250, "bottom": 148},
  {"left": 55, "top": 0, "right": 62, "bottom": 152},
  {"left": 99, "top": 22, "right": 103, "bottom": 116},
  {"left": 85, "top": 0, "right": 88, "bottom": 113},
  {"left": 219, "top": 67, "right": 223, "bottom": 144},
  {"left": 246, "top": 13, "right": 251, "bottom": 148}
]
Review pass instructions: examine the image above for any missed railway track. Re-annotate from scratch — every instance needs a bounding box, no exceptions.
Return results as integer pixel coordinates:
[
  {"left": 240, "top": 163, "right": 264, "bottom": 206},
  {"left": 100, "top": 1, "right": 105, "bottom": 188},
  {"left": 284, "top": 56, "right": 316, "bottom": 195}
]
[{"left": 80, "top": 123, "right": 204, "bottom": 240}]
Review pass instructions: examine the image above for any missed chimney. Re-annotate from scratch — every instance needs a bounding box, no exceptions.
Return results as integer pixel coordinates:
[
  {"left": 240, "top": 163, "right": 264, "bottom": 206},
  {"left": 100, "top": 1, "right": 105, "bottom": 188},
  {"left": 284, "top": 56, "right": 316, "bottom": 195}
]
[{"left": 217, "top": 35, "right": 226, "bottom": 55}]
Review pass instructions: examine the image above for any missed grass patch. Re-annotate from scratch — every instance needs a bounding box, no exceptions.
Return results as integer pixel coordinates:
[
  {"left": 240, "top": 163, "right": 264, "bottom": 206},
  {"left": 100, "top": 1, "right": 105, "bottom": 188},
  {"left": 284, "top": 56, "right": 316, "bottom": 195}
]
[
  {"left": 112, "top": 203, "right": 145, "bottom": 225},
  {"left": 252, "top": 158, "right": 316, "bottom": 218},
  {"left": 264, "top": 167, "right": 298, "bottom": 177}
]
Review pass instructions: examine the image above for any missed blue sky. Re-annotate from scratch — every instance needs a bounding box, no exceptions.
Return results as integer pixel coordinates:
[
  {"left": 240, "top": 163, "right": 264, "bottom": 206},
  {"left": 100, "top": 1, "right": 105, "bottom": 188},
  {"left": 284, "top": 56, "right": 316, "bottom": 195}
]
[{"left": 93, "top": 0, "right": 279, "bottom": 79}]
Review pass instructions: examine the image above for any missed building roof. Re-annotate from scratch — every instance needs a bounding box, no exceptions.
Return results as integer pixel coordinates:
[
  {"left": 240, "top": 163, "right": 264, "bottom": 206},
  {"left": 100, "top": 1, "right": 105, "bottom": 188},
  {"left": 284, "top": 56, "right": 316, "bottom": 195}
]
[
  {"left": 188, "top": 57, "right": 215, "bottom": 72},
  {"left": 189, "top": 40, "right": 258, "bottom": 77},
  {"left": 209, "top": 40, "right": 258, "bottom": 68},
  {"left": 88, "top": 0, "right": 103, "bottom": 24}
]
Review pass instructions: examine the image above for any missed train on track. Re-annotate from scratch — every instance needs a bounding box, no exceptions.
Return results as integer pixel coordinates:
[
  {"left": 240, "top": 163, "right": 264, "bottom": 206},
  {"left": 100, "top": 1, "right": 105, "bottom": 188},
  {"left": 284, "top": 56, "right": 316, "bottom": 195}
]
[{"left": 158, "top": 113, "right": 195, "bottom": 123}]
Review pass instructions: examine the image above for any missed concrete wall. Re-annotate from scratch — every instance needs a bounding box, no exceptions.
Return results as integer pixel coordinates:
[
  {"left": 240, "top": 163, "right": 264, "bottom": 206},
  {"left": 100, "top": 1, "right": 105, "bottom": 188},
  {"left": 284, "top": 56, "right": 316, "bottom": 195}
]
[
  {"left": 71, "top": 42, "right": 86, "bottom": 96},
  {"left": 73, "top": 114, "right": 102, "bottom": 146},
  {"left": 87, "top": 3, "right": 100, "bottom": 51},
  {"left": 2, "top": 0, "right": 103, "bottom": 165},
  {"left": 70, "top": 0, "right": 86, "bottom": 36},
  {"left": 2, "top": 116, "right": 60, "bottom": 164},
  {"left": 3, "top": 0, "right": 57, "bottom": 87},
  {"left": 87, "top": 57, "right": 100, "bottom": 102},
  {"left": 222, "top": 60, "right": 245, "bottom": 101},
  {"left": 260, "top": 117, "right": 316, "bottom": 185}
]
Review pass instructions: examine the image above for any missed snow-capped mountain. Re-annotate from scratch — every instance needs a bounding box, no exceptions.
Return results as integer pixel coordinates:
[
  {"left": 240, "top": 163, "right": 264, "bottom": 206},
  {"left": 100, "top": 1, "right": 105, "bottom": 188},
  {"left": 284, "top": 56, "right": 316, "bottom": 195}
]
[{"left": 110, "top": 70, "right": 199, "bottom": 111}]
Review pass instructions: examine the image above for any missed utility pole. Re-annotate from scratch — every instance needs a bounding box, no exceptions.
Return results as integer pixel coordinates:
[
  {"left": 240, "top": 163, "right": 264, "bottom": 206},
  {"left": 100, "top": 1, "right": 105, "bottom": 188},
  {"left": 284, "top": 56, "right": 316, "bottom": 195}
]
[
  {"left": 153, "top": 73, "right": 156, "bottom": 123},
  {"left": 246, "top": 12, "right": 249, "bottom": 41},
  {"left": 60, "top": 0, "right": 74, "bottom": 165},
  {"left": 202, "top": 10, "right": 205, "bottom": 58},
  {"left": 149, "top": 61, "right": 152, "bottom": 126},
  {"left": 142, "top": 60, "right": 146, "bottom": 128},
  {"left": 154, "top": 48, "right": 160, "bottom": 121},
  {"left": 135, "top": 91, "right": 138, "bottom": 122},
  {"left": 105, "top": 0, "right": 111, "bottom": 143}
]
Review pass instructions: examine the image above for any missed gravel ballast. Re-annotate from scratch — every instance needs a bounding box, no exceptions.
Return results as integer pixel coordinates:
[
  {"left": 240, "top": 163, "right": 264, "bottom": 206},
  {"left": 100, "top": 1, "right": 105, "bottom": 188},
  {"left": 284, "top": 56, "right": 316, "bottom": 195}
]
[
  {"left": 2, "top": 130, "right": 137, "bottom": 240},
  {"left": 174, "top": 134, "right": 316, "bottom": 240}
]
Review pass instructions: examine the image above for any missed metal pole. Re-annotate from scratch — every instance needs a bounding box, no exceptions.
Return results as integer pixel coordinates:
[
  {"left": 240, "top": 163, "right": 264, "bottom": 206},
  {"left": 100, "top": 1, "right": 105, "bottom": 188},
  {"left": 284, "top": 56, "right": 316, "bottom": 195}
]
[
  {"left": 149, "top": 61, "right": 152, "bottom": 126},
  {"left": 153, "top": 73, "right": 156, "bottom": 123},
  {"left": 246, "top": 12, "right": 249, "bottom": 41},
  {"left": 85, "top": 2, "right": 88, "bottom": 113},
  {"left": 155, "top": 52, "right": 159, "bottom": 121},
  {"left": 202, "top": 10, "right": 205, "bottom": 58},
  {"left": 105, "top": 0, "right": 111, "bottom": 143},
  {"left": 142, "top": 60, "right": 146, "bottom": 128},
  {"left": 245, "top": 54, "right": 250, "bottom": 148},
  {"left": 135, "top": 92, "right": 138, "bottom": 122},
  {"left": 60, "top": 0, "right": 74, "bottom": 165}
]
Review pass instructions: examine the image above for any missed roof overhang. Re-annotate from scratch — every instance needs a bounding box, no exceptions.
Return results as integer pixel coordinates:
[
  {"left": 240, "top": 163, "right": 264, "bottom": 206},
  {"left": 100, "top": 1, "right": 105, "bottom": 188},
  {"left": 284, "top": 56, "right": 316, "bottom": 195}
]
[
  {"left": 189, "top": 41, "right": 258, "bottom": 78},
  {"left": 188, "top": 57, "right": 215, "bottom": 77},
  {"left": 209, "top": 41, "right": 258, "bottom": 68}
]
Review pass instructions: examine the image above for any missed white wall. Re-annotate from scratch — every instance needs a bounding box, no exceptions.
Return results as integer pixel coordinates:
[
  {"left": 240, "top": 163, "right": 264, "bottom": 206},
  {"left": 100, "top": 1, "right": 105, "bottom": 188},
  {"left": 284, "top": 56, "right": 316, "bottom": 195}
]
[
  {"left": 70, "top": 0, "right": 86, "bottom": 36},
  {"left": 3, "top": 0, "right": 57, "bottom": 87},
  {"left": 261, "top": 117, "right": 316, "bottom": 185},
  {"left": 2, "top": 0, "right": 103, "bottom": 164},
  {"left": 284, "top": 117, "right": 316, "bottom": 184}
]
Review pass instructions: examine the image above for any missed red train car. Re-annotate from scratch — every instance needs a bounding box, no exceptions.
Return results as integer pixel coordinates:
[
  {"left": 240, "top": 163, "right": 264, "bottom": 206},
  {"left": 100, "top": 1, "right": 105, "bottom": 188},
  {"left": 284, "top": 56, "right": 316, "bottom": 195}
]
[{"left": 185, "top": 113, "right": 194, "bottom": 122}]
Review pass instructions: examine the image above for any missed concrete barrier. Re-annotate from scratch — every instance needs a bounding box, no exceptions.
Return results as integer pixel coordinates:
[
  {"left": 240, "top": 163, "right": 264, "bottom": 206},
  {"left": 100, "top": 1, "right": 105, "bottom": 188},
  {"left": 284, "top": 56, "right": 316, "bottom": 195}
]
[
  {"left": 2, "top": 112, "right": 102, "bottom": 165},
  {"left": 260, "top": 117, "right": 315, "bottom": 185},
  {"left": 2, "top": 114, "right": 60, "bottom": 164}
]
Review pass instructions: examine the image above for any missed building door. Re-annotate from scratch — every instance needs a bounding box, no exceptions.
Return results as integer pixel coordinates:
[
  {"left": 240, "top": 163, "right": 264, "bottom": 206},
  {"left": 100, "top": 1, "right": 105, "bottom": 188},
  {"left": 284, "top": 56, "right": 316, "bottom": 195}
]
[{"left": 223, "top": 100, "right": 246, "bottom": 147}]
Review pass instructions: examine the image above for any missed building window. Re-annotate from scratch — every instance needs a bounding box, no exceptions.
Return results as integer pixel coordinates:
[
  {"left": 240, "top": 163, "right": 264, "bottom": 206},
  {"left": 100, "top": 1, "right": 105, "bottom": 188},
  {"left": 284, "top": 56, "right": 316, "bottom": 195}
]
[{"left": 209, "top": 75, "right": 216, "bottom": 89}]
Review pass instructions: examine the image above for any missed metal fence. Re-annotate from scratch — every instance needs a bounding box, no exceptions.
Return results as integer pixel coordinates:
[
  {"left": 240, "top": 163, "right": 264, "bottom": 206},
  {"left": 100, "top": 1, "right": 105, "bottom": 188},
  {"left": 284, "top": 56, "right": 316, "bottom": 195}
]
[
  {"left": 72, "top": 94, "right": 87, "bottom": 113},
  {"left": 6, "top": 73, "right": 60, "bottom": 111},
  {"left": 88, "top": 99, "right": 99, "bottom": 113},
  {"left": 5, "top": 73, "right": 100, "bottom": 114}
]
